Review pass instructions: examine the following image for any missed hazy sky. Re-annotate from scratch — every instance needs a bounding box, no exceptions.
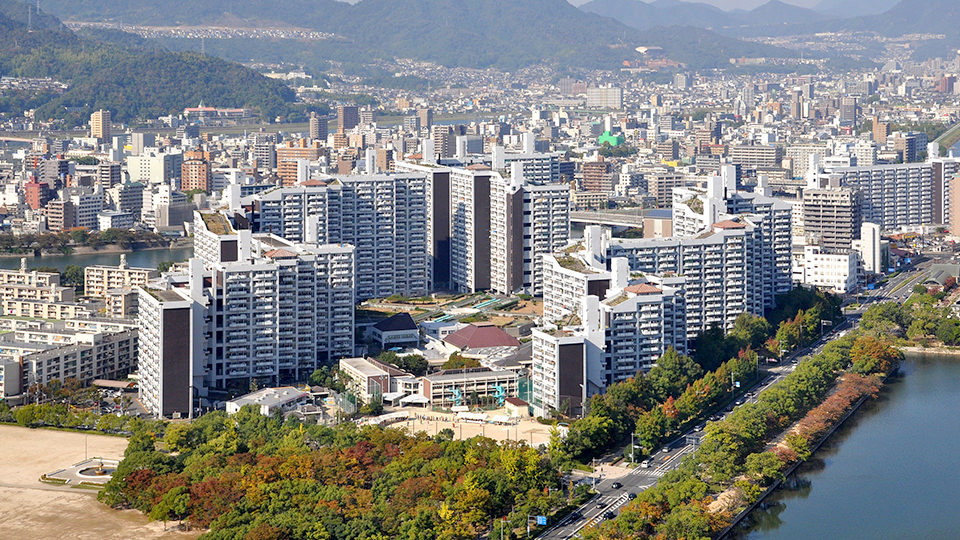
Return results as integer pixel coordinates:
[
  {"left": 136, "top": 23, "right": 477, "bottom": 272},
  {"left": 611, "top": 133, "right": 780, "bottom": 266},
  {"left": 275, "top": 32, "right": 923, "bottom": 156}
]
[{"left": 568, "top": 0, "right": 819, "bottom": 9}]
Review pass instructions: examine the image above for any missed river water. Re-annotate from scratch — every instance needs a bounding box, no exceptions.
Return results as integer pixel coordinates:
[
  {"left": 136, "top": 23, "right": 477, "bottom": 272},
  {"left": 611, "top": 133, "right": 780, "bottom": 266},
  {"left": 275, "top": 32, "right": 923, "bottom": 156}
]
[
  {"left": 733, "top": 353, "right": 960, "bottom": 539},
  {"left": 0, "top": 246, "right": 194, "bottom": 272}
]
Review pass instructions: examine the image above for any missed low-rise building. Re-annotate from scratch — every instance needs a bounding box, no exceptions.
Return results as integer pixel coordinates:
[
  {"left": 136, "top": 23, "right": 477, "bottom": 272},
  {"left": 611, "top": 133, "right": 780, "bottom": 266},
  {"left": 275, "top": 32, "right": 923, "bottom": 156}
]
[{"left": 225, "top": 386, "right": 311, "bottom": 416}]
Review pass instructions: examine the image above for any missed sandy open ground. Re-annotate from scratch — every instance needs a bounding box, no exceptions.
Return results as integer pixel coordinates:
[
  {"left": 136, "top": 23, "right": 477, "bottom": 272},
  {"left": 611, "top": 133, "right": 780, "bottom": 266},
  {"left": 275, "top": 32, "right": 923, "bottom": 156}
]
[
  {"left": 393, "top": 410, "right": 554, "bottom": 446},
  {"left": 0, "top": 425, "right": 195, "bottom": 540}
]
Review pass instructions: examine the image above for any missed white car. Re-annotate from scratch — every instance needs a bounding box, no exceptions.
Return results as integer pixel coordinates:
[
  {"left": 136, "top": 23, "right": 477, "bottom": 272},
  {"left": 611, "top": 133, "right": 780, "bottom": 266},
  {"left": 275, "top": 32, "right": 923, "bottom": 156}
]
[{"left": 640, "top": 459, "right": 651, "bottom": 468}]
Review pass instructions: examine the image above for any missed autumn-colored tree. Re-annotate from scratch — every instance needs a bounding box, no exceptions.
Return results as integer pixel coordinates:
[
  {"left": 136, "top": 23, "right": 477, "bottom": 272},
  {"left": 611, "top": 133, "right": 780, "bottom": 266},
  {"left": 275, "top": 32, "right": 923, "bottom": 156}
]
[{"left": 849, "top": 337, "right": 901, "bottom": 375}]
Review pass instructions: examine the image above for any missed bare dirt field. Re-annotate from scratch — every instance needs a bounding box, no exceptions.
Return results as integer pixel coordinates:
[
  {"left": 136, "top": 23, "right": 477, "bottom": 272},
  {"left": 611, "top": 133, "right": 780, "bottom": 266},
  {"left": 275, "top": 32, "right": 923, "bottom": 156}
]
[
  {"left": 0, "top": 425, "right": 196, "bottom": 540},
  {"left": 395, "top": 410, "right": 554, "bottom": 446}
]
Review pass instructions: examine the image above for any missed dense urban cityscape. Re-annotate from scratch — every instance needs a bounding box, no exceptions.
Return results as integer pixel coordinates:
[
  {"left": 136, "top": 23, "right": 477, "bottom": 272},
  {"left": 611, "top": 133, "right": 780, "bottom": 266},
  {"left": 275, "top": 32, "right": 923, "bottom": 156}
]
[{"left": 1, "top": 0, "right": 959, "bottom": 539}]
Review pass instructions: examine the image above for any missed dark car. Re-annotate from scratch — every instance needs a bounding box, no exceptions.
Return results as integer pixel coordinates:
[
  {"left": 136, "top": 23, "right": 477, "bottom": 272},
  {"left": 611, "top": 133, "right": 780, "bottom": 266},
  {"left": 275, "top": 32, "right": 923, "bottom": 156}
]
[
  {"left": 611, "top": 482, "right": 623, "bottom": 489},
  {"left": 569, "top": 511, "right": 582, "bottom": 521},
  {"left": 596, "top": 501, "right": 607, "bottom": 508},
  {"left": 628, "top": 492, "right": 637, "bottom": 500},
  {"left": 603, "top": 511, "right": 615, "bottom": 520}
]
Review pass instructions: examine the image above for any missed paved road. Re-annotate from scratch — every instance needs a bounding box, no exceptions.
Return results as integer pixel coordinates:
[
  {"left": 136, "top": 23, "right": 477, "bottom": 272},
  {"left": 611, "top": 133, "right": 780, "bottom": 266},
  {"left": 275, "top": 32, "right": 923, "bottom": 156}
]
[{"left": 538, "top": 260, "right": 934, "bottom": 539}]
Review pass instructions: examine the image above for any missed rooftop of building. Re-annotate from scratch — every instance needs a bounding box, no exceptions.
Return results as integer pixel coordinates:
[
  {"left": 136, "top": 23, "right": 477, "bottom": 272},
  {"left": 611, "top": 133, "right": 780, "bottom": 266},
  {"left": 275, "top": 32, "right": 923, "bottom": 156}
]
[
  {"left": 200, "top": 212, "right": 234, "bottom": 235},
  {"left": 227, "top": 386, "right": 309, "bottom": 409},
  {"left": 422, "top": 366, "right": 517, "bottom": 383},
  {"left": 554, "top": 254, "right": 597, "bottom": 274},
  {"left": 444, "top": 323, "right": 521, "bottom": 350},
  {"left": 373, "top": 312, "right": 418, "bottom": 333},
  {"left": 340, "top": 357, "right": 390, "bottom": 378}
]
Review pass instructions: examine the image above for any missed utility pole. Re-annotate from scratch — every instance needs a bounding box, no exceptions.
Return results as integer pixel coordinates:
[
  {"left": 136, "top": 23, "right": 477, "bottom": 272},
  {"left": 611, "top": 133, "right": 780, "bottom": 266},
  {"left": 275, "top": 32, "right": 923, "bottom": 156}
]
[{"left": 631, "top": 432, "right": 635, "bottom": 463}]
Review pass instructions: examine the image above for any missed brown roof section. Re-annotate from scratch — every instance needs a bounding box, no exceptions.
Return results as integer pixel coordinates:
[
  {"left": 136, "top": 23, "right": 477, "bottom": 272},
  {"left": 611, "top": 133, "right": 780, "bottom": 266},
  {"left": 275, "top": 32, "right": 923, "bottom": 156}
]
[
  {"left": 625, "top": 283, "right": 662, "bottom": 295},
  {"left": 444, "top": 323, "right": 520, "bottom": 350},
  {"left": 264, "top": 248, "right": 298, "bottom": 259},
  {"left": 713, "top": 219, "right": 746, "bottom": 229},
  {"left": 466, "top": 164, "right": 492, "bottom": 170},
  {"left": 300, "top": 179, "right": 326, "bottom": 186}
]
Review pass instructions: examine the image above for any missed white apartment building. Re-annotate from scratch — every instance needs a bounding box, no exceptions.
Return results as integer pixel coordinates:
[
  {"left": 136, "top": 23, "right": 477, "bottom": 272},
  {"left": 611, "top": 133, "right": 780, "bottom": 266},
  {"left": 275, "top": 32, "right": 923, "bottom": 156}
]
[
  {"left": 127, "top": 148, "right": 183, "bottom": 185},
  {"left": 84, "top": 254, "right": 156, "bottom": 297},
  {"left": 797, "top": 245, "right": 859, "bottom": 294},
  {"left": 490, "top": 168, "right": 570, "bottom": 295},
  {"left": 832, "top": 163, "right": 933, "bottom": 230},
  {"left": 240, "top": 173, "right": 429, "bottom": 299},
  {"left": 138, "top": 212, "right": 355, "bottom": 417},
  {"left": 531, "top": 279, "right": 686, "bottom": 417},
  {"left": 604, "top": 217, "right": 785, "bottom": 339}
]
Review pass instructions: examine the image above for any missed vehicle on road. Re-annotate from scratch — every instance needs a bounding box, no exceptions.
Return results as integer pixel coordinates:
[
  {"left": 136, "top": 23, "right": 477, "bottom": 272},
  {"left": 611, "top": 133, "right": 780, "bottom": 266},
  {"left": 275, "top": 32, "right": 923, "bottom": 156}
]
[
  {"left": 661, "top": 447, "right": 670, "bottom": 454},
  {"left": 640, "top": 459, "right": 651, "bottom": 468},
  {"left": 628, "top": 492, "right": 637, "bottom": 500},
  {"left": 603, "top": 511, "right": 615, "bottom": 520},
  {"left": 569, "top": 511, "right": 582, "bottom": 521},
  {"left": 596, "top": 501, "right": 607, "bottom": 508},
  {"left": 611, "top": 482, "right": 622, "bottom": 489}
]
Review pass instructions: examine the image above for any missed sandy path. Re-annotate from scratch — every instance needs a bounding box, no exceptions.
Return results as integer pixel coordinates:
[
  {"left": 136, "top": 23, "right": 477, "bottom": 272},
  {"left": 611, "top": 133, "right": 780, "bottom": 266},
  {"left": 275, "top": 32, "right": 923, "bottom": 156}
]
[{"left": 0, "top": 425, "right": 195, "bottom": 539}]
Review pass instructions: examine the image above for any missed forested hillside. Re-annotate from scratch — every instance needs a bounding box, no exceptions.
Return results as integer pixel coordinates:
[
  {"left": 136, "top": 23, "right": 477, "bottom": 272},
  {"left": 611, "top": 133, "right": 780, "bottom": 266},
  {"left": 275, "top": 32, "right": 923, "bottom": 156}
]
[{"left": 0, "top": 0, "right": 296, "bottom": 123}]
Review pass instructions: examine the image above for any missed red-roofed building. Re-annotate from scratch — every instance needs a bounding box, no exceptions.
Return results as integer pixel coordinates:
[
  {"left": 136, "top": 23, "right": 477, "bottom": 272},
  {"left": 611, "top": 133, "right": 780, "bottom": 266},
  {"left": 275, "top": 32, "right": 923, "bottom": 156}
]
[{"left": 443, "top": 323, "right": 520, "bottom": 351}]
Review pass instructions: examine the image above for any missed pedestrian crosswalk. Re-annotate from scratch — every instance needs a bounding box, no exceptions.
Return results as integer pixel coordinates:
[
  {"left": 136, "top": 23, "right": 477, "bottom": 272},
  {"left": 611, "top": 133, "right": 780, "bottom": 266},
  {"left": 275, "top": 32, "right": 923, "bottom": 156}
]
[{"left": 631, "top": 467, "right": 666, "bottom": 478}]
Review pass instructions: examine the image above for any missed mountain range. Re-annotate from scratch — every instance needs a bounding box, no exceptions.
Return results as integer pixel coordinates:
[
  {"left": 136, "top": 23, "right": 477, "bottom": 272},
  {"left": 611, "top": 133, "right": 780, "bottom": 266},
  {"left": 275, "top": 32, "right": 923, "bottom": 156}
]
[
  {"left": 35, "top": 0, "right": 795, "bottom": 70},
  {"left": 0, "top": 0, "right": 297, "bottom": 123}
]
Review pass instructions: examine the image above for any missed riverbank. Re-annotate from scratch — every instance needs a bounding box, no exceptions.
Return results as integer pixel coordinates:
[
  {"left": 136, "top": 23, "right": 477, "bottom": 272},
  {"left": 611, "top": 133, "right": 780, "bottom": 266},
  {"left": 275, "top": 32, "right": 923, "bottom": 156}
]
[
  {"left": 898, "top": 345, "right": 960, "bottom": 356},
  {"left": 717, "top": 371, "right": 889, "bottom": 539},
  {"left": 0, "top": 239, "right": 192, "bottom": 259}
]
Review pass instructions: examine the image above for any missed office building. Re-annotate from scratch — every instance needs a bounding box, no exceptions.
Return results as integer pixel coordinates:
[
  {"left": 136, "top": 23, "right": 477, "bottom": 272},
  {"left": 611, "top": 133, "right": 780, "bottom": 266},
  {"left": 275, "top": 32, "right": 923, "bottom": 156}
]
[{"left": 839, "top": 96, "right": 858, "bottom": 126}]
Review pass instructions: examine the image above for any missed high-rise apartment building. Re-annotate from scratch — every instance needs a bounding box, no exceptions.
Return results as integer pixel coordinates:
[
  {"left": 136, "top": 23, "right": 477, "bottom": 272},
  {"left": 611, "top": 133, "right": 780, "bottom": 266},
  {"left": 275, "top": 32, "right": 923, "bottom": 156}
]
[
  {"left": 138, "top": 213, "right": 355, "bottom": 417},
  {"left": 585, "top": 86, "right": 623, "bottom": 109},
  {"left": 490, "top": 171, "right": 569, "bottom": 295},
  {"left": 417, "top": 108, "right": 433, "bottom": 130},
  {"left": 276, "top": 139, "right": 325, "bottom": 186},
  {"left": 582, "top": 159, "right": 613, "bottom": 193},
  {"left": 802, "top": 188, "right": 863, "bottom": 251},
  {"left": 337, "top": 105, "right": 359, "bottom": 132},
  {"left": 832, "top": 163, "right": 933, "bottom": 229},
  {"left": 431, "top": 125, "right": 456, "bottom": 160},
  {"left": 181, "top": 155, "right": 212, "bottom": 193},
  {"left": 309, "top": 112, "right": 328, "bottom": 141},
  {"left": 90, "top": 109, "right": 111, "bottom": 142},
  {"left": 239, "top": 173, "right": 429, "bottom": 300}
]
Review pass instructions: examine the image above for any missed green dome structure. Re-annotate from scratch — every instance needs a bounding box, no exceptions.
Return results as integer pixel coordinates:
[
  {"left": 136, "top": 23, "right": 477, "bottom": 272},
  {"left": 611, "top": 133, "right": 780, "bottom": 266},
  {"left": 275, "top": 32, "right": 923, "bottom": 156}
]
[{"left": 598, "top": 130, "right": 625, "bottom": 147}]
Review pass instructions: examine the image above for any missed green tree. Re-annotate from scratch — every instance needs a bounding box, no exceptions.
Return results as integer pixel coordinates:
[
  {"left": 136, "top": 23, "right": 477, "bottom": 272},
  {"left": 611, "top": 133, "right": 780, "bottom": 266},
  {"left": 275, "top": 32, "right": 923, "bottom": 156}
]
[
  {"left": 646, "top": 348, "right": 703, "bottom": 401},
  {"left": 63, "top": 265, "right": 84, "bottom": 288},
  {"left": 936, "top": 318, "right": 960, "bottom": 345},
  {"left": 730, "top": 312, "right": 771, "bottom": 350},
  {"left": 442, "top": 352, "right": 480, "bottom": 370},
  {"left": 744, "top": 451, "right": 784, "bottom": 485}
]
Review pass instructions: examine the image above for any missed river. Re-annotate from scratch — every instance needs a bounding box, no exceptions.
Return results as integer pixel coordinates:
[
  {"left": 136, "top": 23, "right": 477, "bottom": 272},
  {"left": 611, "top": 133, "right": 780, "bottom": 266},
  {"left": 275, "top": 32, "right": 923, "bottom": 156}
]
[
  {"left": 733, "top": 352, "right": 960, "bottom": 539},
  {"left": 0, "top": 246, "right": 194, "bottom": 272}
]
